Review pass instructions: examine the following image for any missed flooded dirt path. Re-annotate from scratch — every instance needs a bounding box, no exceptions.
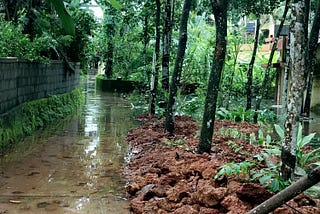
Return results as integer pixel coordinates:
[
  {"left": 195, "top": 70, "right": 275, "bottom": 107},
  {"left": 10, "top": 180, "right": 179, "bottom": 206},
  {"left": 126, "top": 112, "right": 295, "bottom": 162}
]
[{"left": 0, "top": 77, "right": 137, "bottom": 213}]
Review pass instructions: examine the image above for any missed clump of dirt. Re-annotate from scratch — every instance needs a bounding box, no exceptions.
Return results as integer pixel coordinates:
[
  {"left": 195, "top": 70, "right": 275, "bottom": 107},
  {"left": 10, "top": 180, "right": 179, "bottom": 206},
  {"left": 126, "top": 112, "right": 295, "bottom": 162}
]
[{"left": 123, "top": 114, "right": 320, "bottom": 214}]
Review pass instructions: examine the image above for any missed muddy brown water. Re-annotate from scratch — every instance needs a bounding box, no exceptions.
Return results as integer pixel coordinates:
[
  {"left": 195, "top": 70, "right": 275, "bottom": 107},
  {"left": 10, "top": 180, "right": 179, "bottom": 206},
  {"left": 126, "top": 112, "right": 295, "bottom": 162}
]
[{"left": 0, "top": 78, "right": 137, "bottom": 213}]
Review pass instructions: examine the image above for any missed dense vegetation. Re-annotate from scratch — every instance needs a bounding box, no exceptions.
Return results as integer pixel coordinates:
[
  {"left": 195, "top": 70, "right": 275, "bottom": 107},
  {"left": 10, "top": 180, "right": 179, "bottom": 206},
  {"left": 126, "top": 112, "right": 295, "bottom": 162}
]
[{"left": 1, "top": 0, "right": 320, "bottom": 198}]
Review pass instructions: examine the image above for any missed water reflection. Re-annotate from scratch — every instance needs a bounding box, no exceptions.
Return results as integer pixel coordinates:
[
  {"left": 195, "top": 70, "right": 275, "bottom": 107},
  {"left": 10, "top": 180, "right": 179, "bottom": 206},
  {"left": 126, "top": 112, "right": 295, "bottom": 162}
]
[{"left": 0, "top": 76, "right": 136, "bottom": 213}]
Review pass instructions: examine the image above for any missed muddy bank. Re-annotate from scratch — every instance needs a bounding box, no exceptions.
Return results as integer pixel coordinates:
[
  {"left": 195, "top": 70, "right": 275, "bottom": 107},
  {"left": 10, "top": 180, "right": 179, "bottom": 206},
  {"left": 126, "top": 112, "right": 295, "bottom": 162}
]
[{"left": 124, "top": 114, "right": 320, "bottom": 213}]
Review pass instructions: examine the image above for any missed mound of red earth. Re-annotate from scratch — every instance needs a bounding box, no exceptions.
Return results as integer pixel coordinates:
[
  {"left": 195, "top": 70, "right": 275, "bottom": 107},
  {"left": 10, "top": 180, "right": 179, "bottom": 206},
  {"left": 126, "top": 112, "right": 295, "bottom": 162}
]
[{"left": 123, "top": 114, "right": 320, "bottom": 214}]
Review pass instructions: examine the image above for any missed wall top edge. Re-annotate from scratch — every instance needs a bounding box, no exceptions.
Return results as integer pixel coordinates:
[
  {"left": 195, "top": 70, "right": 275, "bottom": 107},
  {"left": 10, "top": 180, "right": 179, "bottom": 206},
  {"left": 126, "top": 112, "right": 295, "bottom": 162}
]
[{"left": 0, "top": 58, "right": 79, "bottom": 64}]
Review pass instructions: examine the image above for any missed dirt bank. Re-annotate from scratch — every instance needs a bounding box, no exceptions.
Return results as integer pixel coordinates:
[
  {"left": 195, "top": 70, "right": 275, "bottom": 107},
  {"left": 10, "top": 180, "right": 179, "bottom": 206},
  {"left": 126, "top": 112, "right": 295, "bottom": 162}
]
[{"left": 123, "top": 114, "right": 320, "bottom": 214}]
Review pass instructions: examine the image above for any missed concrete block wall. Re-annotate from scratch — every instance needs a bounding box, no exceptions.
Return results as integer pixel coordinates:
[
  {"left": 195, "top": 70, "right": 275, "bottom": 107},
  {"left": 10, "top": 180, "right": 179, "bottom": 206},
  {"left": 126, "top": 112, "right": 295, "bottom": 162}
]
[{"left": 0, "top": 58, "right": 80, "bottom": 115}]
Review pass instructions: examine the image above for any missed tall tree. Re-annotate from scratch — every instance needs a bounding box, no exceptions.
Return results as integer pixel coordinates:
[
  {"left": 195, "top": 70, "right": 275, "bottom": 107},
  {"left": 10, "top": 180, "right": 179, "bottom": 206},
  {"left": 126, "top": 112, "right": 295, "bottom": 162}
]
[
  {"left": 143, "top": 12, "right": 149, "bottom": 83},
  {"left": 161, "top": 0, "right": 174, "bottom": 93},
  {"left": 104, "top": 8, "right": 116, "bottom": 78},
  {"left": 281, "top": 0, "right": 307, "bottom": 180},
  {"left": 253, "top": 0, "right": 290, "bottom": 123},
  {"left": 165, "top": 0, "right": 192, "bottom": 134},
  {"left": 198, "top": 0, "right": 228, "bottom": 154},
  {"left": 303, "top": 0, "right": 320, "bottom": 117},
  {"left": 245, "top": 0, "right": 262, "bottom": 111},
  {"left": 149, "top": 0, "right": 161, "bottom": 114}
]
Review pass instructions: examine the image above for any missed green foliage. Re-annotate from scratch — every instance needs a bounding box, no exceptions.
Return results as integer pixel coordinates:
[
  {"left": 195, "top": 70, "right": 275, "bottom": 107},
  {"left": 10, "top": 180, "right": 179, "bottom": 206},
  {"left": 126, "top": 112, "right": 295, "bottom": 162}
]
[
  {"left": 251, "top": 146, "right": 290, "bottom": 192},
  {"left": 275, "top": 123, "right": 320, "bottom": 170},
  {"left": 229, "top": 0, "right": 281, "bottom": 16},
  {"left": 0, "top": 88, "right": 84, "bottom": 156},
  {"left": 220, "top": 25, "right": 244, "bottom": 102},
  {"left": 126, "top": 91, "right": 149, "bottom": 115},
  {"left": 0, "top": 12, "right": 72, "bottom": 62},
  {"left": 305, "top": 185, "right": 320, "bottom": 199},
  {"left": 182, "top": 12, "right": 215, "bottom": 84},
  {"left": 216, "top": 106, "right": 277, "bottom": 124},
  {"left": 252, "top": 164, "right": 291, "bottom": 192},
  {"left": 164, "top": 138, "right": 188, "bottom": 150},
  {"left": 66, "top": 7, "right": 96, "bottom": 68},
  {"left": 214, "top": 144, "right": 290, "bottom": 192},
  {"left": 214, "top": 161, "right": 254, "bottom": 179},
  {"left": 175, "top": 88, "right": 206, "bottom": 119},
  {"left": 48, "top": 0, "right": 75, "bottom": 35},
  {"left": 107, "top": 0, "right": 122, "bottom": 10}
]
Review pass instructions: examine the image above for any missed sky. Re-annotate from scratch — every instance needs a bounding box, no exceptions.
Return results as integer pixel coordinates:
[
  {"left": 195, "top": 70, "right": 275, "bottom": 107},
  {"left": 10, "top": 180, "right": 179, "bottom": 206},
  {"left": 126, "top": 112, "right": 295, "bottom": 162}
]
[{"left": 88, "top": 0, "right": 103, "bottom": 19}]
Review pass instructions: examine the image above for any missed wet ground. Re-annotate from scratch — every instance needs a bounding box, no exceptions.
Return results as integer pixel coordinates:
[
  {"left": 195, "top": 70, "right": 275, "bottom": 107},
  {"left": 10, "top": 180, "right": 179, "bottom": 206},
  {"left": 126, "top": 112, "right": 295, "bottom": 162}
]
[
  {"left": 124, "top": 114, "right": 320, "bottom": 213},
  {"left": 0, "top": 77, "right": 137, "bottom": 213}
]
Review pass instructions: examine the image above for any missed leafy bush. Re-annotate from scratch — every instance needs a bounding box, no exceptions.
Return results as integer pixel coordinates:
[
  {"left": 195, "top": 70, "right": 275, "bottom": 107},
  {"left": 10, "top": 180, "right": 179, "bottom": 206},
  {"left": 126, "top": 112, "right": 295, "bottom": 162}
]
[
  {"left": 0, "top": 13, "right": 72, "bottom": 62},
  {"left": 275, "top": 123, "right": 320, "bottom": 171},
  {"left": 216, "top": 106, "right": 277, "bottom": 123}
]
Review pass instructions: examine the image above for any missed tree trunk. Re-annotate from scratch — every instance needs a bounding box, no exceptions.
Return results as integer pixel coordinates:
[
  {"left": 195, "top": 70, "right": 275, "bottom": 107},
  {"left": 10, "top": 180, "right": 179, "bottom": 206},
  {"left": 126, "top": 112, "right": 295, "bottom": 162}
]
[
  {"left": 149, "top": 0, "right": 161, "bottom": 115},
  {"left": 161, "top": 0, "right": 172, "bottom": 93},
  {"left": 198, "top": 0, "right": 228, "bottom": 154},
  {"left": 165, "top": 0, "right": 192, "bottom": 134},
  {"left": 247, "top": 166, "right": 320, "bottom": 214},
  {"left": 253, "top": 0, "right": 290, "bottom": 123},
  {"left": 281, "top": 38, "right": 289, "bottom": 122},
  {"left": 300, "top": 0, "right": 310, "bottom": 115},
  {"left": 143, "top": 15, "right": 149, "bottom": 83},
  {"left": 246, "top": 12, "right": 261, "bottom": 111},
  {"left": 303, "top": 1, "right": 320, "bottom": 117},
  {"left": 281, "top": 0, "right": 307, "bottom": 180},
  {"left": 105, "top": 22, "right": 115, "bottom": 78}
]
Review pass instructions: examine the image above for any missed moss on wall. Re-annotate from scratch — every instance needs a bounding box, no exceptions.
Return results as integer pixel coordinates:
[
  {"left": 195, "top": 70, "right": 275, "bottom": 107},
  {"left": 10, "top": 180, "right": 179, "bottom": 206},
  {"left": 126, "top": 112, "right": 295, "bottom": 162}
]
[{"left": 0, "top": 88, "right": 84, "bottom": 156}]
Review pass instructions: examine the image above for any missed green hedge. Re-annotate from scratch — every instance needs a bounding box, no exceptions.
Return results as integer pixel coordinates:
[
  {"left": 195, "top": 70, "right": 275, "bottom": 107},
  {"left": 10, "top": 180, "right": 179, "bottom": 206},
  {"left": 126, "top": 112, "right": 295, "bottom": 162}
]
[{"left": 0, "top": 88, "right": 84, "bottom": 156}]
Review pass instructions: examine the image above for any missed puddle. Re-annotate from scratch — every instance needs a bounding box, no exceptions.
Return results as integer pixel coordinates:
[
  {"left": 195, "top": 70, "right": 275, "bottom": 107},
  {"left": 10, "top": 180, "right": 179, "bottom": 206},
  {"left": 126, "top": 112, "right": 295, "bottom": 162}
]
[{"left": 0, "top": 77, "right": 137, "bottom": 213}]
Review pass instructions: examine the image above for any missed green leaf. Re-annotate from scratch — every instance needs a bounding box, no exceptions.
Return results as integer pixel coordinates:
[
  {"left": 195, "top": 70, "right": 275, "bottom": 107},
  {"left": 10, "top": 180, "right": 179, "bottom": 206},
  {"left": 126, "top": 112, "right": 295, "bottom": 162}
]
[
  {"left": 274, "top": 124, "right": 284, "bottom": 139},
  {"left": 266, "top": 134, "right": 271, "bottom": 144},
  {"left": 312, "top": 161, "right": 320, "bottom": 166},
  {"left": 305, "top": 149, "right": 320, "bottom": 162},
  {"left": 225, "top": 165, "right": 233, "bottom": 175},
  {"left": 214, "top": 168, "right": 226, "bottom": 179},
  {"left": 269, "top": 179, "right": 280, "bottom": 192},
  {"left": 297, "top": 123, "right": 303, "bottom": 147},
  {"left": 49, "top": 0, "right": 75, "bottom": 36},
  {"left": 107, "top": 0, "right": 122, "bottom": 10},
  {"left": 301, "top": 133, "right": 316, "bottom": 148},
  {"left": 252, "top": 172, "right": 263, "bottom": 180},
  {"left": 259, "top": 174, "right": 272, "bottom": 184}
]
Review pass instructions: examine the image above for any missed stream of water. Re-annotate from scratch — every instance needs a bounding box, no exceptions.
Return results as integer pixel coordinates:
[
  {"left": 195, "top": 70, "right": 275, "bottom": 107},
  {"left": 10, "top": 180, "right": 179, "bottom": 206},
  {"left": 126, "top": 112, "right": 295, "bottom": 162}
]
[{"left": 0, "top": 77, "right": 137, "bottom": 213}]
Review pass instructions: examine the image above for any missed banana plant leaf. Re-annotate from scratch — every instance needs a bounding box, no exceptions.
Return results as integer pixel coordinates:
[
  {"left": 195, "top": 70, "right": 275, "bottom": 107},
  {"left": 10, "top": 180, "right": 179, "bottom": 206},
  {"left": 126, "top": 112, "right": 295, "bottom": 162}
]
[
  {"left": 48, "top": 0, "right": 75, "bottom": 36},
  {"left": 107, "top": 0, "right": 122, "bottom": 10}
]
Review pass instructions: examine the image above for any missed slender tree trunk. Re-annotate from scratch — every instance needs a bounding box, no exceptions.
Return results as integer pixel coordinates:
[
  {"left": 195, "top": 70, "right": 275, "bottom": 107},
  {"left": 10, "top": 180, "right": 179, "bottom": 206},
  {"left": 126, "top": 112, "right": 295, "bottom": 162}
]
[
  {"left": 253, "top": 0, "right": 290, "bottom": 123},
  {"left": 171, "top": 0, "right": 175, "bottom": 28},
  {"left": 224, "top": 56, "right": 236, "bottom": 110},
  {"left": 198, "top": 0, "right": 228, "bottom": 154},
  {"left": 246, "top": 12, "right": 261, "bottom": 111},
  {"left": 281, "top": 37, "right": 290, "bottom": 122},
  {"left": 105, "top": 22, "right": 115, "bottom": 78},
  {"left": 281, "top": 0, "right": 307, "bottom": 180},
  {"left": 303, "top": 1, "right": 320, "bottom": 117},
  {"left": 165, "top": 0, "right": 192, "bottom": 134},
  {"left": 104, "top": 20, "right": 114, "bottom": 78},
  {"left": 300, "top": 0, "right": 310, "bottom": 114},
  {"left": 161, "top": 0, "right": 172, "bottom": 93},
  {"left": 143, "top": 15, "right": 149, "bottom": 83},
  {"left": 149, "top": 0, "right": 161, "bottom": 114}
]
